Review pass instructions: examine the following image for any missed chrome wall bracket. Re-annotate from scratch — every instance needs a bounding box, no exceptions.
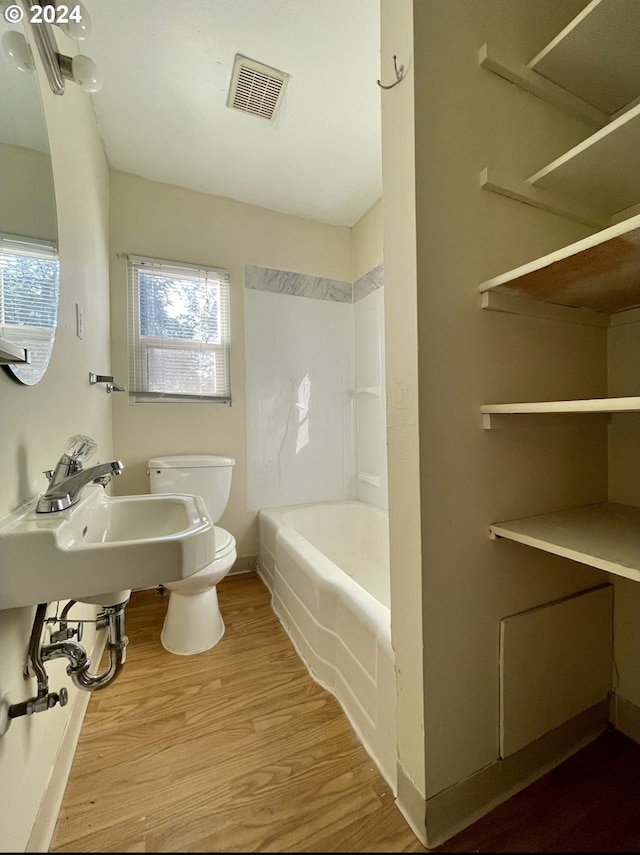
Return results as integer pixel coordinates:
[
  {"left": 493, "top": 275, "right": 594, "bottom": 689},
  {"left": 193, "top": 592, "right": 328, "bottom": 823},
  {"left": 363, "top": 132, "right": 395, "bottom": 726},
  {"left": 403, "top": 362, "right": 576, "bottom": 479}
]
[{"left": 89, "top": 372, "right": 125, "bottom": 393}]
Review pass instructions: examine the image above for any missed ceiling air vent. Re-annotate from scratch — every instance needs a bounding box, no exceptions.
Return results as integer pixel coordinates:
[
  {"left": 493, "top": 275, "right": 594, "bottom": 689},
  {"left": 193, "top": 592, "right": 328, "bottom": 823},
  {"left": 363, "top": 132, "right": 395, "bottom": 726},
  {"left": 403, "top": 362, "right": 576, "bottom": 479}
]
[{"left": 227, "top": 54, "right": 290, "bottom": 120}]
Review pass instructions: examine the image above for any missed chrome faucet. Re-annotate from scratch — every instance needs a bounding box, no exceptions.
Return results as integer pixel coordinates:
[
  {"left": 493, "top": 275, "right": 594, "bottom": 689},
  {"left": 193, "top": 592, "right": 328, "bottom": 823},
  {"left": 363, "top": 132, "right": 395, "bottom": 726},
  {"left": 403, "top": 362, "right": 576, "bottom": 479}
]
[{"left": 36, "top": 434, "right": 125, "bottom": 513}]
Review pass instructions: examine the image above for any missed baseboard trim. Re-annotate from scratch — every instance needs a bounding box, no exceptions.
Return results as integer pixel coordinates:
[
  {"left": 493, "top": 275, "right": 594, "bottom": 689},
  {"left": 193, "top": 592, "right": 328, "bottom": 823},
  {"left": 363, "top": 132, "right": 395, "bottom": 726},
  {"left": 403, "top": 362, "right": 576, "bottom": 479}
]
[
  {"left": 423, "top": 700, "right": 608, "bottom": 849},
  {"left": 395, "top": 700, "right": 609, "bottom": 851},
  {"left": 610, "top": 694, "right": 640, "bottom": 745},
  {"left": 395, "top": 763, "right": 428, "bottom": 847},
  {"left": 26, "top": 630, "right": 107, "bottom": 853}
]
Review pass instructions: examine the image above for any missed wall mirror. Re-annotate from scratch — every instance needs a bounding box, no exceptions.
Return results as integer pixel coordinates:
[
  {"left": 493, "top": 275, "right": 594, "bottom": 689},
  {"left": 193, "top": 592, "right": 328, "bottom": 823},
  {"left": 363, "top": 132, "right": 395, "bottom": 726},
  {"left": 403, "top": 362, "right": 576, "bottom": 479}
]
[{"left": 0, "top": 16, "right": 59, "bottom": 385}]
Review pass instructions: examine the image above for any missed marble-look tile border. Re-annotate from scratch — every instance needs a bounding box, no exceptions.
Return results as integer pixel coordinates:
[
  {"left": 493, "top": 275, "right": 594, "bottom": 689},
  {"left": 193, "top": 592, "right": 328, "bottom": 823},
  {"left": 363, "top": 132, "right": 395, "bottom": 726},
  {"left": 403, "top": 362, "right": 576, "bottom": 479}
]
[
  {"left": 354, "top": 262, "right": 384, "bottom": 302},
  {"left": 245, "top": 264, "right": 352, "bottom": 303},
  {"left": 245, "top": 263, "right": 384, "bottom": 303}
]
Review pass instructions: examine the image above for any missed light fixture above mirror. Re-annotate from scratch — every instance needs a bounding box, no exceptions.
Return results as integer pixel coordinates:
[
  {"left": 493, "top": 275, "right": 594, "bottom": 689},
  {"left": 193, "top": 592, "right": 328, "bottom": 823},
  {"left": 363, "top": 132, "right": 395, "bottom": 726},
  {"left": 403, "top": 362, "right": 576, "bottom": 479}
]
[
  {"left": 2, "top": 28, "right": 34, "bottom": 71},
  {"left": 22, "top": 0, "right": 101, "bottom": 95}
]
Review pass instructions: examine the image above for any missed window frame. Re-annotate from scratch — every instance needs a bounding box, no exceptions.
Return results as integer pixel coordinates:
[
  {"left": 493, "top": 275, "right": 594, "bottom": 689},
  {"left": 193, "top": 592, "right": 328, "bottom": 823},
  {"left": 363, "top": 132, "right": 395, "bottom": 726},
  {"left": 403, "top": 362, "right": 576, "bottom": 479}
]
[{"left": 127, "top": 254, "right": 232, "bottom": 405}]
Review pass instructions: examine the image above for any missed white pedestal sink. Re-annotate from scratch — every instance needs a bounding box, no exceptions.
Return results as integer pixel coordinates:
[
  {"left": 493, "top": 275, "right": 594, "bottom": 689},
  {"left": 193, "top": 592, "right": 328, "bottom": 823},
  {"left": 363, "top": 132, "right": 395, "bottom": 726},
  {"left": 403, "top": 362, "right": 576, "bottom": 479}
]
[{"left": 0, "top": 485, "right": 216, "bottom": 610}]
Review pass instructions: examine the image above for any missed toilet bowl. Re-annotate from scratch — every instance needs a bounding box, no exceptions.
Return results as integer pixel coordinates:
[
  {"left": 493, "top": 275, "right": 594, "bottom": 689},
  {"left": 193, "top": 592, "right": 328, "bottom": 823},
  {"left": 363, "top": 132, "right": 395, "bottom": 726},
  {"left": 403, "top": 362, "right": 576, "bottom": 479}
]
[{"left": 148, "top": 455, "right": 237, "bottom": 655}]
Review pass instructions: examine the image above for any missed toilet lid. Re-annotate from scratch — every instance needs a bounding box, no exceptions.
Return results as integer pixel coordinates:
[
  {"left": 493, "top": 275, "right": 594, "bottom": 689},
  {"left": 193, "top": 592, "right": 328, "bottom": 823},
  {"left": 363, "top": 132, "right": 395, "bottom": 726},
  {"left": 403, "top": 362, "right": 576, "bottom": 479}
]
[
  {"left": 214, "top": 526, "right": 235, "bottom": 557},
  {"left": 149, "top": 455, "right": 235, "bottom": 468}
]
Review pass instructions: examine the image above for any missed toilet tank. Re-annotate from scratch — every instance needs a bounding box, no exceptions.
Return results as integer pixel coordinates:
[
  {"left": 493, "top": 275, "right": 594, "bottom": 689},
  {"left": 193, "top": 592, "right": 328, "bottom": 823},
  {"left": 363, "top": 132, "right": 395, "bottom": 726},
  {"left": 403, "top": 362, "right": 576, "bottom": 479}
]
[{"left": 148, "top": 455, "right": 235, "bottom": 523}]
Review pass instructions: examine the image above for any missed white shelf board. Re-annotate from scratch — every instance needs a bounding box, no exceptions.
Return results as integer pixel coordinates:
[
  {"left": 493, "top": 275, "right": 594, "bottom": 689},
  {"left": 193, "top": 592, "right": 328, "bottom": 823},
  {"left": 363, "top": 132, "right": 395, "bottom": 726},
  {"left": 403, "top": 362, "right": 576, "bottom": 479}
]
[
  {"left": 490, "top": 502, "right": 640, "bottom": 583},
  {"left": 528, "top": 0, "right": 640, "bottom": 116},
  {"left": 482, "top": 396, "right": 640, "bottom": 415},
  {"left": 479, "top": 215, "right": 640, "bottom": 315},
  {"left": 527, "top": 105, "right": 640, "bottom": 215},
  {"left": 478, "top": 44, "right": 607, "bottom": 128},
  {"left": 481, "top": 396, "right": 640, "bottom": 428},
  {"left": 480, "top": 167, "right": 609, "bottom": 229}
]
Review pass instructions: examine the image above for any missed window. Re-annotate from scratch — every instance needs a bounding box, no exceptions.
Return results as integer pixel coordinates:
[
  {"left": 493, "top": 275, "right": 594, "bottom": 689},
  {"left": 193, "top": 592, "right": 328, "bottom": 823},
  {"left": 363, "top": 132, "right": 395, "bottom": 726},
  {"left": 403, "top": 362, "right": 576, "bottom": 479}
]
[
  {"left": 0, "top": 234, "right": 60, "bottom": 379},
  {"left": 127, "top": 256, "right": 231, "bottom": 403}
]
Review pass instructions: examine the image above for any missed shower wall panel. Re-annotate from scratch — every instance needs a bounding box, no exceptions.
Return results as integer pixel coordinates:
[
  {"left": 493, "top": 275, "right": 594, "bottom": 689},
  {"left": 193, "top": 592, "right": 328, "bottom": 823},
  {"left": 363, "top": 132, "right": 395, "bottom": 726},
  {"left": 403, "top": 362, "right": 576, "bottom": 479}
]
[
  {"left": 244, "top": 266, "right": 354, "bottom": 510},
  {"left": 245, "top": 263, "right": 386, "bottom": 511}
]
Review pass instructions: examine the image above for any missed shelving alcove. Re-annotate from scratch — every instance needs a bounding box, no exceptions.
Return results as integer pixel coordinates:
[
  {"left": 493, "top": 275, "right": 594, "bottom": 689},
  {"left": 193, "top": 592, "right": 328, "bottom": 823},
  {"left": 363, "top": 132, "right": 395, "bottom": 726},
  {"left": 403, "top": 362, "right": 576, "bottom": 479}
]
[{"left": 479, "top": 0, "right": 640, "bottom": 584}]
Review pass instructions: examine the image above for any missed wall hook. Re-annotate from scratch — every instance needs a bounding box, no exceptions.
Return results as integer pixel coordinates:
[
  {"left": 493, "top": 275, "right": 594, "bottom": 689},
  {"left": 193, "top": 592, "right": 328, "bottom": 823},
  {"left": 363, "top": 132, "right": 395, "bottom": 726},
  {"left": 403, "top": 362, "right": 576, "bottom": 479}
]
[{"left": 377, "top": 54, "right": 405, "bottom": 90}]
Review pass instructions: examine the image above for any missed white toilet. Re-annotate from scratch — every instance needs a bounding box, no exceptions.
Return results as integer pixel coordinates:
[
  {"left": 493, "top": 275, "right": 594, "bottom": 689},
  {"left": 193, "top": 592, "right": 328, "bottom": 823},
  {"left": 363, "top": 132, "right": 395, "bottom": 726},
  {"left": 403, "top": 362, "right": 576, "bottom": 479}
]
[{"left": 148, "top": 454, "right": 237, "bottom": 655}]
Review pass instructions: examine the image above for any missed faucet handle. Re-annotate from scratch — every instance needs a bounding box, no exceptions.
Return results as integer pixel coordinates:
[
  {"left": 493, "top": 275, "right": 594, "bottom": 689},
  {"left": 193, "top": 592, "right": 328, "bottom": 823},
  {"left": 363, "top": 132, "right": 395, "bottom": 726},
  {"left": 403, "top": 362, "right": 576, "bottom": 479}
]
[
  {"left": 42, "top": 469, "right": 54, "bottom": 482},
  {"left": 63, "top": 434, "right": 97, "bottom": 463}
]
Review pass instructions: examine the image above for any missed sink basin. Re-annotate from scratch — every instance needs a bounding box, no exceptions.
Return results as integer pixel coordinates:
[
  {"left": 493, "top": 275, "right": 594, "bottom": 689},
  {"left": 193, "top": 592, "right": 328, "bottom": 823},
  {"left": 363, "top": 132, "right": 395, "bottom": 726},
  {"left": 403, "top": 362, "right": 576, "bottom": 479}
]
[{"left": 0, "top": 484, "right": 216, "bottom": 610}]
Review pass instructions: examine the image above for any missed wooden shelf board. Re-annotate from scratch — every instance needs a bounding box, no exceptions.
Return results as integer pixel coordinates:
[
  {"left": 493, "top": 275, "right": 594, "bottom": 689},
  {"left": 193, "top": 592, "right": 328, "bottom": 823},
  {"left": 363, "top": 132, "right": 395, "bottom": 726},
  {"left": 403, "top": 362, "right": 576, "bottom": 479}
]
[
  {"left": 490, "top": 502, "right": 640, "bottom": 582},
  {"left": 479, "top": 215, "right": 640, "bottom": 314},
  {"left": 528, "top": 0, "right": 640, "bottom": 116},
  {"left": 527, "top": 106, "right": 640, "bottom": 214}
]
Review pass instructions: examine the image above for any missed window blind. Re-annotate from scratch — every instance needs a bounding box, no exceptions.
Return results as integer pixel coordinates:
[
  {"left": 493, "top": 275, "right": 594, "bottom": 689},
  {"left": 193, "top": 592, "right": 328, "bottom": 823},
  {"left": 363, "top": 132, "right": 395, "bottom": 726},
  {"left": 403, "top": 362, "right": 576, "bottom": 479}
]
[
  {"left": 0, "top": 234, "right": 59, "bottom": 330},
  {"left": 127, "top": 255, "right": 231, "bottom": 404}
]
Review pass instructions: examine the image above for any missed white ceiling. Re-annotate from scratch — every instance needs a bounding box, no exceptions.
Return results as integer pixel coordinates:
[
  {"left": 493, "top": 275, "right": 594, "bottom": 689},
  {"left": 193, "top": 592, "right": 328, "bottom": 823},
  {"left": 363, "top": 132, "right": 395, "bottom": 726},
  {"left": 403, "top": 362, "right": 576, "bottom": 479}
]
[{"left": 78, "top": 0, "right": 382, "bottom": 227}]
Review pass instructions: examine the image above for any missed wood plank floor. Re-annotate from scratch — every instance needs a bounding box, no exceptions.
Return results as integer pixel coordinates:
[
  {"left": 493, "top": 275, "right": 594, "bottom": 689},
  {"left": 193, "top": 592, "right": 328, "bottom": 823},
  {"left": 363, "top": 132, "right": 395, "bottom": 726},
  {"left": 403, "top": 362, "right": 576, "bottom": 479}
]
[{"left": 50, "top": 572, "right": 640, "bottom": 853}]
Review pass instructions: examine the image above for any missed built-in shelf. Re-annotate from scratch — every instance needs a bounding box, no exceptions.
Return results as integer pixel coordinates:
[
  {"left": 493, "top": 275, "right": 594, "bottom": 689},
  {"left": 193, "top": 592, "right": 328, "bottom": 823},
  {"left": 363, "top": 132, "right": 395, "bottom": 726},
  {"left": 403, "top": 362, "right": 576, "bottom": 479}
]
[
  {"left": 478, "top": 45, "right": 608, "bottom": 128},
  {"left": 0, "top": 337, "right": 29, "bottom": 366},
  {"left": 480, "top": 167, "right": 610, "bottom": 230},
  {"left": 480, "top": 0, "right": 640, "bottom": 229},
  {"left": 481, "top": 396, "right": 640, "bottom": 429},
  {"left": 479, "top": 214, "right": 640, "bottom": 317},
  {"left": 482, "top": 7, "right": 640, "bottom": 588},
  {"left": 527, "top": 0, "right": 640, "bottom": 116},
  {"left": 526, "top": 105, "right": 640, "bottom": 215},
  {"left": 490, "top": 502, "right": 640, "bottom": 583}
]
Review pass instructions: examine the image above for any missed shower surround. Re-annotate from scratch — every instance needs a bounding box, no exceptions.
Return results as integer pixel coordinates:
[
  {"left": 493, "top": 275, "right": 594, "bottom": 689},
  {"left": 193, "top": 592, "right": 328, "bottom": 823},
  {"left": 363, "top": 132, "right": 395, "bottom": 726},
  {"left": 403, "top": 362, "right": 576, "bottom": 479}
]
[{"left": 244, "top": 263, "right": 386, "bottom": 511}]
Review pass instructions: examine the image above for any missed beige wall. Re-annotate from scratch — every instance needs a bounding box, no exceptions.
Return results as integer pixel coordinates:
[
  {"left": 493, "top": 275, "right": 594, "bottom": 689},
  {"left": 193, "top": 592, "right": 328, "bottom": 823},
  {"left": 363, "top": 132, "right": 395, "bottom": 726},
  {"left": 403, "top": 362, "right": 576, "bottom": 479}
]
[
  {"left": 351, "top": 196, "right": 382, "bottom": 281},
  {"left": 108, "top": 171, "right": 352, "bottom": 558},
  {"left": 380, "top": 0, "right": 427, "bottom": 820},
  {"left": 0, "top": 27, "right": 111, "bottom": 853},
  {"left": 0, "top": 144, "right": 57, "bottom": 241}
]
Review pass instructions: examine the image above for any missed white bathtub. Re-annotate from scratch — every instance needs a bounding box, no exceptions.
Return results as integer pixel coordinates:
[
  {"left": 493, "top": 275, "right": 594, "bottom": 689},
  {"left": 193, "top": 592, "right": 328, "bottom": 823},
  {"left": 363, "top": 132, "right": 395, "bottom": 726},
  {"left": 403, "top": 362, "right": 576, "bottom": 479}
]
[{"left": 257, "top": 500, "right": 397, "bottom": 791}]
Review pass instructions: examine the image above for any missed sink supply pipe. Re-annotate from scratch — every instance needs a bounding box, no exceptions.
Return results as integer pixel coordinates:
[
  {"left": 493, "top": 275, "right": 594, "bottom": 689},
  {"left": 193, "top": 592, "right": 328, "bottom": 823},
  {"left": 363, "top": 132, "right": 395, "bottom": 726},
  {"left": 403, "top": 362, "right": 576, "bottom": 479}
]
[
  {"left": 5, "top": 604, "right": 66, "bottom": 721},
  {"left": 3, "top": 597, "right": 129, "bottom": 729}
]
